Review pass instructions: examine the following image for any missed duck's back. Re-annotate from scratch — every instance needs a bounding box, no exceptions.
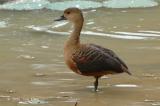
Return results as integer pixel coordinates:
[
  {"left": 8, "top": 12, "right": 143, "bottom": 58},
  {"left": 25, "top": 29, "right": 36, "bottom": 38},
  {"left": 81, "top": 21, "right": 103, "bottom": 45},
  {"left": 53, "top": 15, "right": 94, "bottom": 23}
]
[{"left": 71, "top": 44, "right": 131, "bottom": 76}]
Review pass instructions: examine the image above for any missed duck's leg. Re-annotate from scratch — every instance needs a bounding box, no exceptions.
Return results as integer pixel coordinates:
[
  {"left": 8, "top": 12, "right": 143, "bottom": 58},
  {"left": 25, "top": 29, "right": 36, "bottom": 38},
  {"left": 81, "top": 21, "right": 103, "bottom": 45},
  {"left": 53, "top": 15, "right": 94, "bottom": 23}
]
[{"left": 94, "top": 76, "right": 99, "bottom": 92}]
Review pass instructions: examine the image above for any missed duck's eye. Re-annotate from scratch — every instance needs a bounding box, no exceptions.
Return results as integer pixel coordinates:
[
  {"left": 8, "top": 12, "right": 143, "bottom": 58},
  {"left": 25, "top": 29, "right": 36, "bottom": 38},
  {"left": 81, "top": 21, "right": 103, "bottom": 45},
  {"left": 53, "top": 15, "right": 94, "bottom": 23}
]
[{"left": 67, "top": 12, "right": 70, "bottom": 14}]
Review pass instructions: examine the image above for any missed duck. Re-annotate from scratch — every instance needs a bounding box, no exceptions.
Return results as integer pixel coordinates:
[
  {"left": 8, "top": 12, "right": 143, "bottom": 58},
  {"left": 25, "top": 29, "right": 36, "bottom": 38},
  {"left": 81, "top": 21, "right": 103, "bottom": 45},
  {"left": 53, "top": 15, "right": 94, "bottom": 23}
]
[{"left": 54, "top": 8, "right": 131, "bottom": 91}]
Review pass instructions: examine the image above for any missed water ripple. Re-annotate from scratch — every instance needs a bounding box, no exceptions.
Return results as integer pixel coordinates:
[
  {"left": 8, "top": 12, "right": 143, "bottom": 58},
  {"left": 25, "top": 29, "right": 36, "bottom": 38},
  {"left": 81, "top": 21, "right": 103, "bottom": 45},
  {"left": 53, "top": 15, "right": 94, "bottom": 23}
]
[
  {"left": 113, "top": 84, "right": 139, "bottom": 88},
  {"left": 139, "top": 30, "right": 160, "bottom": 34},
  {"left": 0, "top": 20, "right": 7, "bottom": 28},
  {"left": 26, "top": 25, "right": 160, "bottom": 40},
  {"left": 82, "top": 31, "right": 148, "bottom": 40},
  {"left": 52, "top": 22, "right": 68, "bottom": 29},
  {"left": 59, "top": 91, "right": 76, "bottom": 95},
  {"left": 115, "top": 31, "right": 160, "bottom": 37},
  {"left": 17, "top": 54, "right": 35, "bottom": 60},
  {"left": 31, "top": 81, "right": 54, "bottom": 85},
  {"left": 31, "top": 63, "right": 64, "bottom": 70}
]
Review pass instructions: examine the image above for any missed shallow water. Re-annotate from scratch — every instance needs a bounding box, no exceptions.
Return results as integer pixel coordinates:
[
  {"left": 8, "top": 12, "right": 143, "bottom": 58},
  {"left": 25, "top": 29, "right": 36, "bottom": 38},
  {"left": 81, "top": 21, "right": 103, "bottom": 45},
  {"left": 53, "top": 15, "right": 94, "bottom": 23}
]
[{"left": 0, "top": 0, "right": 160, "bottom": 106}]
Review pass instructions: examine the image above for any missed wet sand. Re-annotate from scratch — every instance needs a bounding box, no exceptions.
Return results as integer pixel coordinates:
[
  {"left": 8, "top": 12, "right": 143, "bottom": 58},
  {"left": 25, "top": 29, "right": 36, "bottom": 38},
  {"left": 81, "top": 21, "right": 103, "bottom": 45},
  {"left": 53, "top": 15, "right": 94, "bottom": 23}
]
[{"left": 0, "top": 2, "right": 160, "bottom": 106}]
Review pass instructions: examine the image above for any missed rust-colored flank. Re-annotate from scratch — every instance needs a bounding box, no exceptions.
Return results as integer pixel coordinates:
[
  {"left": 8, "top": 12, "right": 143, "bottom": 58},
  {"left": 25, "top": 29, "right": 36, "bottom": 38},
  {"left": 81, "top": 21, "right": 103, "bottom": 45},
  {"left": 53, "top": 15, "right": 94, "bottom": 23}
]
[{"left": 55, "top": 8, "right": 131, "bottom": 91}]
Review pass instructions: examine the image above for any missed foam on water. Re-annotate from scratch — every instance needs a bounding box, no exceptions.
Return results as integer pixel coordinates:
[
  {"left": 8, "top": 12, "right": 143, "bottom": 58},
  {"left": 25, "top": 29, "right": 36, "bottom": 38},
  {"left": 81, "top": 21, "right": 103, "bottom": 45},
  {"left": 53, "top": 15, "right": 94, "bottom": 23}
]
[
  {"left": 0, "top": 0, "right": 102, "bottom": 10},
  {"left": 103, "top": 0, "right": 158, "bottom": 8},
  {"left": 47, "top": 1, "right": 102, "bottom": 10},
  {"left": 0, "top": 0, "right": 158, "bottom": 10},
  {"left": 0, "top": 0, "right": 49, "bottom": 10}
]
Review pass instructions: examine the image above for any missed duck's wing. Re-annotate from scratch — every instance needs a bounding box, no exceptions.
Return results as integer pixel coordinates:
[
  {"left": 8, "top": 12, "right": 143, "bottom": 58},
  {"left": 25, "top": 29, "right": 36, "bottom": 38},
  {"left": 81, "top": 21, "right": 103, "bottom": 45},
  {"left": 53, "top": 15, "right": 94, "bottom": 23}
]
[
  {"left": 72, "top": 44, "right": 131, "bottom": 75},
  {"left": 90, "top": 44, "right": 131, "bottom": 75}
]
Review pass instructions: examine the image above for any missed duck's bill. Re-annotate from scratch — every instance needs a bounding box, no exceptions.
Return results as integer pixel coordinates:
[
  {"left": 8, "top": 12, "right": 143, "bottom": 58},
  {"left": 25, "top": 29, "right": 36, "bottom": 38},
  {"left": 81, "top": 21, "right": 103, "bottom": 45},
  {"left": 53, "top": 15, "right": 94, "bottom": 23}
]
[{"left": 54, "top": 15, "right": 66, "bottom": 21}]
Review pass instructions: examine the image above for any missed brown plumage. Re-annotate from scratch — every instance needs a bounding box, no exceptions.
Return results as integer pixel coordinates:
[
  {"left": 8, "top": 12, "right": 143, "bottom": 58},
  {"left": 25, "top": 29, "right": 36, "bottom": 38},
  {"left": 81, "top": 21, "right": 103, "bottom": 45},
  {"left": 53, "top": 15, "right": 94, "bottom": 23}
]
[{"left": 55, "top": 8, "right": 131, "bottom": 91}]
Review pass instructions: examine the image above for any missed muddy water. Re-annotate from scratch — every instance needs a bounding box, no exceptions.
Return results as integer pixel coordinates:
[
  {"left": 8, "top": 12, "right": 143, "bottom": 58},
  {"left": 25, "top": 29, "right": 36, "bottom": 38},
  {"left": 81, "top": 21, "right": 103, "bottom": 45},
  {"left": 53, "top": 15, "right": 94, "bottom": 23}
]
[{"left": 0, "top": 1, "right": 160, "bottom": 106}]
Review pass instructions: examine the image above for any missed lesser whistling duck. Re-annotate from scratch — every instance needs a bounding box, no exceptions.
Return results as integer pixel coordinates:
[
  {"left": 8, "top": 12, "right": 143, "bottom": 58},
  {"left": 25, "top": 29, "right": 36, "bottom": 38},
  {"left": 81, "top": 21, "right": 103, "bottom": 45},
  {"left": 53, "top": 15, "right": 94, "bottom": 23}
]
[{"left": 55, "top": 8, "right": 131, "bottom": 91}]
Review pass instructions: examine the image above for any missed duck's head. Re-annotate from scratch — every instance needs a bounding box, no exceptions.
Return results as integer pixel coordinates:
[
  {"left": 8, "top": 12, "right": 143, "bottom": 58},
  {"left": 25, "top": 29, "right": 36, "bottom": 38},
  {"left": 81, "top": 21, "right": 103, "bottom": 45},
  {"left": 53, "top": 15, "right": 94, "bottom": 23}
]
[{"left": 54, "top": 8, "right": 84, "bottom": 23}]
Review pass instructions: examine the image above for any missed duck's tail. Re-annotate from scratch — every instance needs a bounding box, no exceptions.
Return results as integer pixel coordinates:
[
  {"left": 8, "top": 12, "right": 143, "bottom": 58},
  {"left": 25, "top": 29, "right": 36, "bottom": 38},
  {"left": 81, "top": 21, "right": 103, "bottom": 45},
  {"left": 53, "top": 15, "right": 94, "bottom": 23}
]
[{"left": 121, "top": 65, "right": 132, "bottom": 75}]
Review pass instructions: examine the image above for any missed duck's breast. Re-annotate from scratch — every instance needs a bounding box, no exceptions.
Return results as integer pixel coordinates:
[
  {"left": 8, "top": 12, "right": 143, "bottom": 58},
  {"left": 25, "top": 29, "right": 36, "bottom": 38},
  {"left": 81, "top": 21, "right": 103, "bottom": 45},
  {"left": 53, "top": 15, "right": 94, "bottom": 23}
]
[{"left": 64, "top": 47, "right": 82, "bottom": 75}]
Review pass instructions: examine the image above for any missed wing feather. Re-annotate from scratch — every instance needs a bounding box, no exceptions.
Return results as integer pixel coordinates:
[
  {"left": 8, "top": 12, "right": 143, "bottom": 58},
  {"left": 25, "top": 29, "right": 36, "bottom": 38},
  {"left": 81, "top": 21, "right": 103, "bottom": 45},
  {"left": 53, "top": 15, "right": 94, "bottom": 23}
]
[{"left": 72, "top": 44, "right": 131, "bottom": 75}]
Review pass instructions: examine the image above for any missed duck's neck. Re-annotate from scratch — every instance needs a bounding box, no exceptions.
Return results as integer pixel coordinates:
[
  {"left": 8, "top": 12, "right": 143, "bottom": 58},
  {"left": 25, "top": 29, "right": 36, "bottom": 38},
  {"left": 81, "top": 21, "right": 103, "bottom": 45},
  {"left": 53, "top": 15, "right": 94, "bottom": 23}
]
[{"left": 67, "top": 20, "right": 83, "bottom": 46}]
